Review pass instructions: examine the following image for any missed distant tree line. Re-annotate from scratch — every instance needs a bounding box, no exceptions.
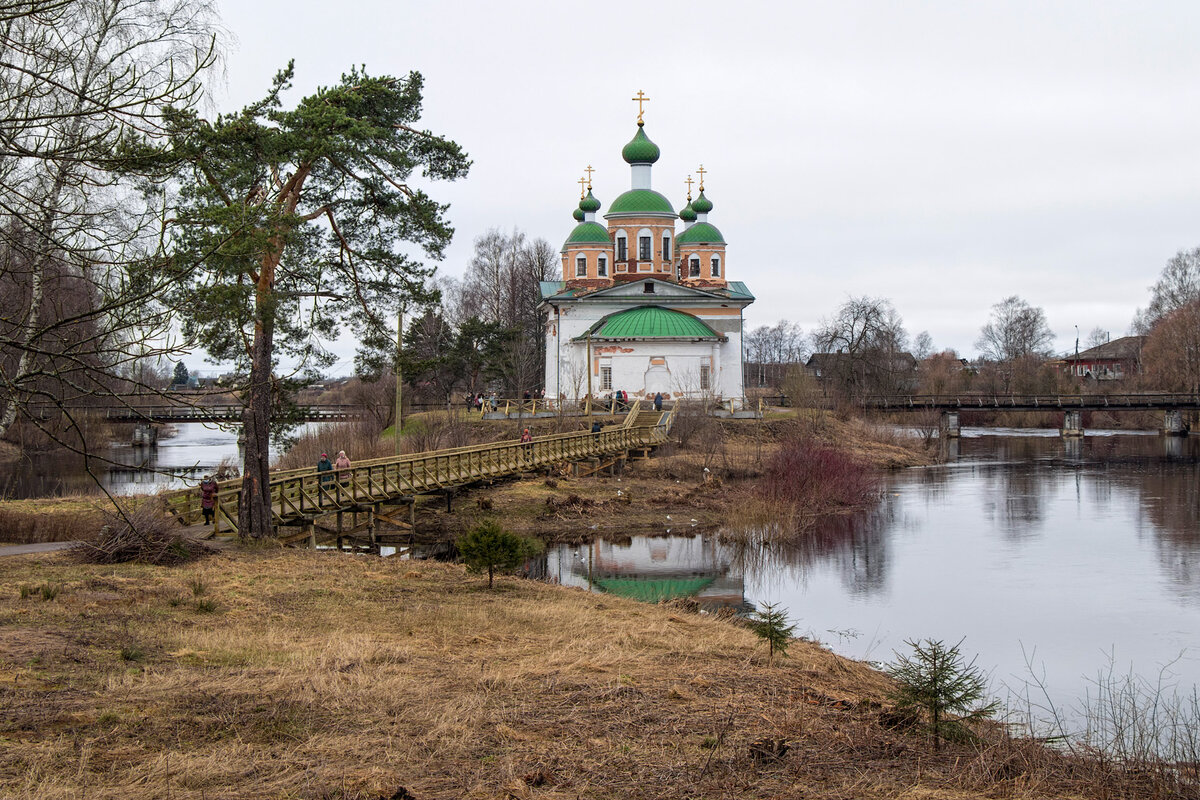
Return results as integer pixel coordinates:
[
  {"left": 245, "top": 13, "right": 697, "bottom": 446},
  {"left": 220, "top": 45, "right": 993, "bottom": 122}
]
[{"left": 744, "top": 262, "right": 1200, "bottom": 402}]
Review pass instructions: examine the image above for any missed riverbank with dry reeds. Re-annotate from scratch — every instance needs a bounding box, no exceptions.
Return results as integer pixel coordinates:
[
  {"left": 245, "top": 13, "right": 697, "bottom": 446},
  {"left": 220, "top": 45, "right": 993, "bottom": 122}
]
[
  {"left": 2, "top": 545, "right": 1181, "bottom": 800},
  {"left": 1, "top": 407, "right": 928, "bottom": 545}
]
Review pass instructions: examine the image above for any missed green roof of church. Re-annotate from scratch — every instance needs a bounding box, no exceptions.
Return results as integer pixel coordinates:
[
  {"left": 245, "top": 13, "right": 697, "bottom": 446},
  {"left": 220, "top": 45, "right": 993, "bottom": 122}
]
[
  {"left": 690, "top": 190, "right": 713, "bottom": 214},
  {"left": 676, "top": 221, "right": 725, "bottom": 245},
  {"left": 606, "top": 189, "right": 675, "bottom": 216},
  {"left": 679, "top": 202, "right": 696, "bottom": 222},
  {"left": 621, "top": 124, "right": 661, "bottom": 164},
  {"left": 572, "top": 206, "right": 584, "bottom": 221},
  {"left": 585, "top": 306, "right": 721, "bottom": 339},
  {"left": 579, "top": 189, "right": 601, "bottom": 213},
  {"left": 564, "top": 221, "right": 611, "bottom": 245}
]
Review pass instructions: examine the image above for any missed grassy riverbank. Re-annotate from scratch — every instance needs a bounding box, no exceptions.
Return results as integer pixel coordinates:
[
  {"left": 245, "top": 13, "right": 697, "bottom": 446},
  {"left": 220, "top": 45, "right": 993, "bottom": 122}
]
[
  {"left": 0, "top": 409, "right": 929, "bottom": 544},
  {"left": 0, "top": 546, "right": 1110, "bottom": 799}
]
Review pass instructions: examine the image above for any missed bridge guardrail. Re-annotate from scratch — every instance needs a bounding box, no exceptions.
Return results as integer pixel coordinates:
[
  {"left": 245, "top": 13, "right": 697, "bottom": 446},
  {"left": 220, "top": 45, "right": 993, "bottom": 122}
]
[
  {"left": 162, "top": 404, "right": 667, "bottom": 534},
  {"left": 856, "top": 393, "right": 1200, "bottom": 410}
]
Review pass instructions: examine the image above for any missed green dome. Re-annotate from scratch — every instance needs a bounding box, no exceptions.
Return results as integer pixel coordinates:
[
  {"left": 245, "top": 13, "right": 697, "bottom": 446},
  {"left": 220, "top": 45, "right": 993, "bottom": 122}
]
[
  {"left": 586, "top": 306, "right": 721, "bottom": 340},
  {"left": 605, "top": 189, "right": 675, "bottom": 216},
  {"left": 579, "top": 189, "right": 601, "bottom": 213},
  {"left": 675, "top": 221, "right": 725, "bottom": 245},
  {"left": 690, "top": 190, "right": 713, "bottom": 214},
  {"left": 563, "top": 221, "right": 612, "bottom": 246},
  {"left": 679, "top": 202, "right": 696, "bottom": 222},
  {"left": 572, "top": 206, "right": 585, "bottom": 222},
  {"left": 621, "top": 124, "right": 661, "bottom": 164}
]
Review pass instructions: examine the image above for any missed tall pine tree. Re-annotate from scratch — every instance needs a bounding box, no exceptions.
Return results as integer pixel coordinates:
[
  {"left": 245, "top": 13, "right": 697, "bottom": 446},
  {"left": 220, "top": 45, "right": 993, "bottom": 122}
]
[{"left": 163, "top": 63, "right": 469, "bottom": 537}]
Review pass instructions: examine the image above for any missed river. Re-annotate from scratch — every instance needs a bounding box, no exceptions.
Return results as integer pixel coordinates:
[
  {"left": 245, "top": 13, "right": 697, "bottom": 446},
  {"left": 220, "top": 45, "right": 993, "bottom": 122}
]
[
  {"left": 545, "top": 429, "right": 1200, "bottom": 729},
  {"left": 5, "top": 423, "right": 1198, "bottom": 731},
  {"left": 0, "top": 422, "right": 305, "bottom": 498}
]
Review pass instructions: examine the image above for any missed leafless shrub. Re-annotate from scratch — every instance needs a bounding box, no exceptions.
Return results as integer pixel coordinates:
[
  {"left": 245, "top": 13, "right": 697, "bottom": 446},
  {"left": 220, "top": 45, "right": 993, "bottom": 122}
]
[{"left": 274, "top": 419, "right": 391, "bottom": 471}]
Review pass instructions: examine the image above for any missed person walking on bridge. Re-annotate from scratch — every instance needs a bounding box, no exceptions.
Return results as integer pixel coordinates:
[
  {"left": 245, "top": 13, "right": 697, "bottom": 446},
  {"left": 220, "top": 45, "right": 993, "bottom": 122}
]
[
  {"left": 317, "top": 453, "right": 333, "bottom": 488},
  {"left": 334, "top": 450, "right": 352, "bottom": 487},
  {"left": 199, "top": 475, "right": 217, "bottom": 526},
  {"left": 653, "top": 392, "right": 663, "bottom": 411}
]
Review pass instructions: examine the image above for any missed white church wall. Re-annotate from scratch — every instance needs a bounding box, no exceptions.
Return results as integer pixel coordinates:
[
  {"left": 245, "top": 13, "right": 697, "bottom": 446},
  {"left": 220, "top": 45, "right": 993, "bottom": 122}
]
[{"left": 543, "top": 297, "right": 747, "bottom": 403}]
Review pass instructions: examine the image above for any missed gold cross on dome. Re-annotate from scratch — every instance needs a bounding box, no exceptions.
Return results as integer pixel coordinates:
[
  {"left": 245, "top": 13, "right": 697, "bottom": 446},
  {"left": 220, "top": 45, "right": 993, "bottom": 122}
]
[
  {"left": 684, "top": 175, "right": 694, "bottom": 200},
  {"left": 584, "top": 164, "right": 595, "bottom": 188},
  {"left": 696, "top": 164, "right": 706, "bottom": 191},
  {"left": 632, "top": 90, "right": 650, "bottom": 123},
  {"left": 578, "top": 175, "right": 587, "bottom": 199}
]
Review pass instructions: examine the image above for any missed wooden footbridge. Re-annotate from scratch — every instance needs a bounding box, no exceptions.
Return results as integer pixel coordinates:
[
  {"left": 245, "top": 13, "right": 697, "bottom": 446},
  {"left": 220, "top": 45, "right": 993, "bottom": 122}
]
[{"left": 163, "top": 404, "right": 677, "bottom": 545}]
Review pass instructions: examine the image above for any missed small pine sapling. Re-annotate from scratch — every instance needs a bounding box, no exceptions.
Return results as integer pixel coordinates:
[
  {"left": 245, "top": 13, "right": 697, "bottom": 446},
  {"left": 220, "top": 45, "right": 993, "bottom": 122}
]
[
  {"left": 887, "top": 637, "right": 999, "bottom": 750},
  {"left": 457, "top": 520, "right": 542, "bottom": 588},
  {"left": 749, "top": 602, "right": 796, "bottom": 663}
]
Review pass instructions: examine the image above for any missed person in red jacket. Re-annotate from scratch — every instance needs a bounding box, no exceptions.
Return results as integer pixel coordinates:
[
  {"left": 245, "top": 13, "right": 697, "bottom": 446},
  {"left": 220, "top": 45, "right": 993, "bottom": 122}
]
[{"left": 199, "top": 475, "right": 217, "bottom": 525}]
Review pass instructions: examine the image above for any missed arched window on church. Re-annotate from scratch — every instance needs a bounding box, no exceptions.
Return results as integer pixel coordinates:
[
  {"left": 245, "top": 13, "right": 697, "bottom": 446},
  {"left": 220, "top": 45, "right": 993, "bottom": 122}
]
[
  {"left": 689, "top": 256, "right": 700, "bottom": 278},
  {"left": 711, "top": 255, "right": 721, "bottom": 277},
  {"left": 575, "top": 255, "right": 586, "bottom": 277},
  {"left": 615, "top": 231, "right": 628, "bottom": 262},
  {"left": 662, "top": 232, "right": 671, "bottom": 261},
  {"left": 598, "top": 255, "right": 608, "bottom": 277},
  {"left": 637, "top": 228, "right": 652, "bottom": 264}
]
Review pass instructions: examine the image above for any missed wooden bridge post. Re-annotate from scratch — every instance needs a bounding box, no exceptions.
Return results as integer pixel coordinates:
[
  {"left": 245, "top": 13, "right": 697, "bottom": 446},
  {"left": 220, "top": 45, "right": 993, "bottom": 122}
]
[
  {"left": 336, "top": 511, "right": 344, "bottom": 551},
  {"left": 305, "top": 522, "right": 316, "bottom": 549},
  {"left": 408, "top": 498, "right": 416, "bottom": 554},
  {"left": 368, "top": 506, "right": 377, "bottom": 552}
]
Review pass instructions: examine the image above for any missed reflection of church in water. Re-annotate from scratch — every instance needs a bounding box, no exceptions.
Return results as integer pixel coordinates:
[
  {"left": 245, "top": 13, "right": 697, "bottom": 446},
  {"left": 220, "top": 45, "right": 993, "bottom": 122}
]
[{"left": 544, "top": 534, "right": 751, "bottom": 612}]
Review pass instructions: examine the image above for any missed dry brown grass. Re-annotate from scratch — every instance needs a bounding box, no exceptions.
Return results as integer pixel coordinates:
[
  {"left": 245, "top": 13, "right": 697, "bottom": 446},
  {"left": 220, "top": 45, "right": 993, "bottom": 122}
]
[
  {"left": 0, "top": 548, "right": 1148, "bottom": 800},
  {"left": 0, "top": 501, "right": 105, "bottom": 544}
]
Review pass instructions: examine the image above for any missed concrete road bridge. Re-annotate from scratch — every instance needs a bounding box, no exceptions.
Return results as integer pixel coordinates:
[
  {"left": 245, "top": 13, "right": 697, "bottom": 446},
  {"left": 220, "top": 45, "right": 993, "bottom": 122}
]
[
  {"left": 162, "top": 404, "right": 676, "bottom": 546},
  {"left": 855, "top": 393, "right": 1198, "bottom": 437}
]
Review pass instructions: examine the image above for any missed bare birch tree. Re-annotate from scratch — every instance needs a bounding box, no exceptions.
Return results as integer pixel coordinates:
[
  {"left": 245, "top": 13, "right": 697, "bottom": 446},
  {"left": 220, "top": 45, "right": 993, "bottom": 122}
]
[{"left": 0, "top": 0, "right": 219, "bottom": 444}]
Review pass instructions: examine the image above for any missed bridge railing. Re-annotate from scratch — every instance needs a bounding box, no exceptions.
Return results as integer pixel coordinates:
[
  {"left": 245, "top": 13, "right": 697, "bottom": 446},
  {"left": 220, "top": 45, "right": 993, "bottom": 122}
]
[
  {"left": 856, "top": 393, "right": 1200, "bottom": 410},
  {"left": 162, "top": 404, "right": 666, "bottom": 532},
  {"left": 100, "top": 404, "right": 366, "bottom": 421}
]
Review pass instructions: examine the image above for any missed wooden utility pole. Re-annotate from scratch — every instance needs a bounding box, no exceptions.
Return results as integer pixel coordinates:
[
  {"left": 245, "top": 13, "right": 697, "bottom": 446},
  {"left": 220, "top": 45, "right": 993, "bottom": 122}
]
[{"left": 395, "top": 308, "right": 404, "bottom": 455}]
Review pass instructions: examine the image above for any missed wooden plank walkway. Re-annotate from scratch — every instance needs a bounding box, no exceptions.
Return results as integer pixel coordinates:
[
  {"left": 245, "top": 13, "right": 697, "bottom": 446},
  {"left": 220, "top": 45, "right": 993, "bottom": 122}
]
[{"left": 162, "top": 404, "right": 676, "bottom": 536}]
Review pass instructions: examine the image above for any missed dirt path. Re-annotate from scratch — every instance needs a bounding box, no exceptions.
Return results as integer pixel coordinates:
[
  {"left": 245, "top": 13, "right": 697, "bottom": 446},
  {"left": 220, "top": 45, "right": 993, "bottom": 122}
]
[{"left": 0, "top": 541, "right": 78, "bottom": 556}]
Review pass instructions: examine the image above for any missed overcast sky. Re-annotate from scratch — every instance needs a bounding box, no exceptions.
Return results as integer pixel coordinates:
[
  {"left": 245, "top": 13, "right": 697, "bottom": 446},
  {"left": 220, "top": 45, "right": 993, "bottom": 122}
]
[{"left": 212, "top": 0, "right": 1200, "bottom": 372}]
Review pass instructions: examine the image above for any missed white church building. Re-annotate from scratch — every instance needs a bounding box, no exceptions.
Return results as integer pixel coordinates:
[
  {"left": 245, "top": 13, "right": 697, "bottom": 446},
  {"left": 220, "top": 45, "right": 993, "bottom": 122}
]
[{"left": 540, "top": 103, "right": 754, "bottom": 404}]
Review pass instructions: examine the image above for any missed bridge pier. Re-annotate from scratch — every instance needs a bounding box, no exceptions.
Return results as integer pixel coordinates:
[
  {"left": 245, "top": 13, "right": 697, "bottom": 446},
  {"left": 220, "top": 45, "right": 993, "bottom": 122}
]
[
  {"left": 1061, "top": 410, "right": 1084, "bottom": 438},
  {"left": 1163, "top": 409, "right": 1190, "bottom": 436},
  {"left": 939, "top": 412, "right": 960, "bottom": 439},
  {"left": 132, "top": 423, "right": 158, "bottom": 446}
]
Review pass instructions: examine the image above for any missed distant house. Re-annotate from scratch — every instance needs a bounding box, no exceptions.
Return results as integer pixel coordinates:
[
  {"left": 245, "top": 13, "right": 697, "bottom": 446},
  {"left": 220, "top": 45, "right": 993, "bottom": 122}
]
[
  {"left": 743, "top": 361, "right": 802, "bottom": 390},
  {"left": 1062, "top": 336, "right": 1145, "bottom": 381},
  {"left": 806, "top": 350, "right": 918, "bottom": 394}
]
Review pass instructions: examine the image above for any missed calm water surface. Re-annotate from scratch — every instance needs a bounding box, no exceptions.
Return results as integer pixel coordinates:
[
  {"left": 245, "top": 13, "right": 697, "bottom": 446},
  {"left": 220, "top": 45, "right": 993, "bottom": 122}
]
[
  {"left": 0, "top": 422, "right": 320, "bottom": 498},
  {"left": 545, "top": 430, "right": 1200, "bottom": 715}
]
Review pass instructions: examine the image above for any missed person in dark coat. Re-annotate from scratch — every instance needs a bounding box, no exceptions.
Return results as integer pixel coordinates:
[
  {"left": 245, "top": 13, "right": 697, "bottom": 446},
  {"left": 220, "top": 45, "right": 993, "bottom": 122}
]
[
  {"left": 653, "top": 392, "right": 663, "bottom": 411},
  {"left": 591, "top": 419, "right": 602, "bottom": 442},
  {"left": 316, "top": 453, "right": 333, "bottom": 487},
  {"left": 199, "top": 475, "right": 217, "bottom": 525}
]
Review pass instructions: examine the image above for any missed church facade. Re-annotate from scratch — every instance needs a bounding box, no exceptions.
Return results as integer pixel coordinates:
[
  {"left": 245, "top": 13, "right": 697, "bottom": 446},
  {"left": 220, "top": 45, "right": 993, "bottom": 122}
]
[{"left": 539, "top": 102, "right": 754, "bottom": 405}]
